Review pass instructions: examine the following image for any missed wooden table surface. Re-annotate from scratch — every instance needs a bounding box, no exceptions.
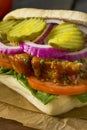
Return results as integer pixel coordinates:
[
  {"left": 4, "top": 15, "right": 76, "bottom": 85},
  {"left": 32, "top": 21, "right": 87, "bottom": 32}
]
[{"left": 1, "top": 0, "right": 87, "bottom": 130}]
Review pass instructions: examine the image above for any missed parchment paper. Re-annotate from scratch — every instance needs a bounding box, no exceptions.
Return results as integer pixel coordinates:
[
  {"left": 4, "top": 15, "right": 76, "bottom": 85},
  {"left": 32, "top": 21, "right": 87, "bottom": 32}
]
[{"left": 0, "top": 82, "right": 87, "bottom": 130}]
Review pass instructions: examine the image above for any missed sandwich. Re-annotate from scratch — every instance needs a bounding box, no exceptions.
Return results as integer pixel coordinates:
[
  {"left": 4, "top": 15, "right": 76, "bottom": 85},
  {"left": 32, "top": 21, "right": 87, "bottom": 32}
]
[{"left": 0, "top": 8, "right": 87, "bottom": 115}]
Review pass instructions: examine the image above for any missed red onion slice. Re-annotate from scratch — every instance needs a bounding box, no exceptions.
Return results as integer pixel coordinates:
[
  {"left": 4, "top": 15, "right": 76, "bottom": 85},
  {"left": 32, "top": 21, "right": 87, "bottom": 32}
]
[
  {"left": 21, "top": 42, "right": 68, "bottom": 58},
  {"left": 60, "top": 48, "right": 87, "bottom": 61},
  {"left": 0, "top": 42, "right": 23, "bottom": 54},
  {"left": 34, "top": 24, "right": 55, "bottom": 44}
]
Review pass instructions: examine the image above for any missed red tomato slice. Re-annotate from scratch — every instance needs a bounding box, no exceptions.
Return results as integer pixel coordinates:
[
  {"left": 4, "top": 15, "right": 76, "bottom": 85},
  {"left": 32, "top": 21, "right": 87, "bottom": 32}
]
[
  {"left": 27, "top": 76, "right": 87, "bottom": 95},
  {"left": 0, "top": 0, "right": 13, "bottom": 19}
]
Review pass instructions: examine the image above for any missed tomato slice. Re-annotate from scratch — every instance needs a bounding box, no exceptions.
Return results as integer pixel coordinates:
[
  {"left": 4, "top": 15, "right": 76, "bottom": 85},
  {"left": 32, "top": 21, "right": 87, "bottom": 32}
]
[
  {"left": 27, "top": 76, "right": 87, "bottom": 95},
  {"left": 0, "top": 53, "right": 12, "bottom": 69}
]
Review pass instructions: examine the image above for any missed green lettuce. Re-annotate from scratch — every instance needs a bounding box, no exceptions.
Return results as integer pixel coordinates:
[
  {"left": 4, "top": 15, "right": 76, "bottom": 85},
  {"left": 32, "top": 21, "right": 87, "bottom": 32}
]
[{"left": 75, "top": 93, "right": 87, "bottom": 103}]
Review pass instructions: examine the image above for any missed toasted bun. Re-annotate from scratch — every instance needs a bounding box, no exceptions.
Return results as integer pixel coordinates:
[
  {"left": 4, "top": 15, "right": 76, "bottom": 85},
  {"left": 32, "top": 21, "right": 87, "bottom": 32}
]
[
  {"left": 3, "top": 8, "right": 87, "bottom": 26},
  {"left": 0, "top": 74, "right": 87, "bottom": 115}
]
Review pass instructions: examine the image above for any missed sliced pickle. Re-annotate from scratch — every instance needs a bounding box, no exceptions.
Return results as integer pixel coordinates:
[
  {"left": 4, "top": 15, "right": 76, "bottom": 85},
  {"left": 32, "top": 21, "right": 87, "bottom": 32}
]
[
  {"left": 7, "top": 18, "right": 46, "bottom": 42},
  {"left": 0, "top": 20, "right": 20, "bottom": 40},
  {"left": 47, "top": 23, "right": 79, "bottom": 39},
  {"left": 48, "top": 22, "right": 84, "bottom": 51},
  {"left": 56, "top": 22, "right": 77, "bottom": 29}
]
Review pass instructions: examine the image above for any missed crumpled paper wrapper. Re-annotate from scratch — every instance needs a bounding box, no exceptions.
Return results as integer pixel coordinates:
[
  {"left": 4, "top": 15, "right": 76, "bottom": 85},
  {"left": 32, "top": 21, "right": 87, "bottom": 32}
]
[{"left": 0, "top": 82, "right": 87, "bottom": 130}]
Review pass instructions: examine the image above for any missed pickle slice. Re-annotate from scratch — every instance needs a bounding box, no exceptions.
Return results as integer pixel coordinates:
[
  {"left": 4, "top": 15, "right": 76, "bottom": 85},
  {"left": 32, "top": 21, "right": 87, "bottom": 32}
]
[
  {"left": 7, "top": 18, "right": 46, "bottom": 42},
  {"left": 0, "top": 20, "right": 20, "bottom": 40},
  {"left": 48, "top": 22, "right": 84, "bottom": 51}
]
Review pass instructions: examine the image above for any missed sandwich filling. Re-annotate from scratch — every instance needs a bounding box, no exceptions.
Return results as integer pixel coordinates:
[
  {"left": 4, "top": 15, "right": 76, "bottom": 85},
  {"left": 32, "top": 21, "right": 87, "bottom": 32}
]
[{"left": 0, "top": 17, "right": 87, "bottom": 104}]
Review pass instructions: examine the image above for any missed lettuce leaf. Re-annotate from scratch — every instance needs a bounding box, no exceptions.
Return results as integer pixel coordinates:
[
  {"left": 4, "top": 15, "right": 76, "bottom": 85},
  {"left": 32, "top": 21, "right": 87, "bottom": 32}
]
[{"left": 75, "top": 93, "right": 87, "bottom": 103}]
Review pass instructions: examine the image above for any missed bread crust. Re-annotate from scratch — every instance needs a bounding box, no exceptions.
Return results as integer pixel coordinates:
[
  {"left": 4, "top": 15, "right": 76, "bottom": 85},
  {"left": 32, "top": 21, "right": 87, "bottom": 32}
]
[
  {"left": 3, "top": 8, "right": 87, "bottom": 26},
  {"left": 0, "top": 74, "right": 87, "bottom": 115}
]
